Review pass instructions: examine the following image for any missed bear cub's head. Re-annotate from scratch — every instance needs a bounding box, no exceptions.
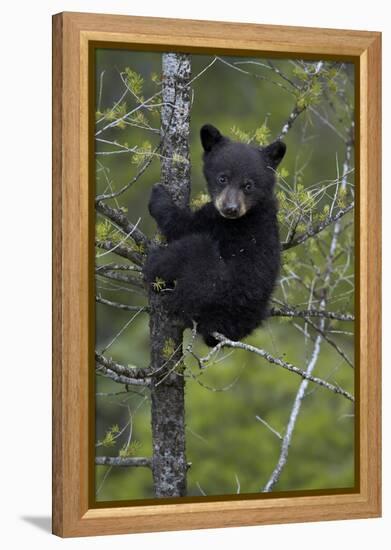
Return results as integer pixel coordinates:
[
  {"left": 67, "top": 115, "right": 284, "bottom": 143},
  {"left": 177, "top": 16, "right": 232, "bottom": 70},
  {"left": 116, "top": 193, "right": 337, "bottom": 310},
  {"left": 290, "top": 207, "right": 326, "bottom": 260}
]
[{"left": 201, "top": 124, "right": 286, "bottom": 219}]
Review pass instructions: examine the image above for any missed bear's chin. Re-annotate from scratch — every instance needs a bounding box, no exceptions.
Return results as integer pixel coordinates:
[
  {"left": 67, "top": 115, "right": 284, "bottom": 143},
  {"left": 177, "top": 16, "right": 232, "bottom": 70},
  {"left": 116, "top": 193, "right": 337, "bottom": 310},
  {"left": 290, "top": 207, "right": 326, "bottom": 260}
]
[
  {"left": 214, "top": 205, "right": 248, "bottom": 220},
  {"left": 219, "top": 212, "right": 243, "bottom": 220}
]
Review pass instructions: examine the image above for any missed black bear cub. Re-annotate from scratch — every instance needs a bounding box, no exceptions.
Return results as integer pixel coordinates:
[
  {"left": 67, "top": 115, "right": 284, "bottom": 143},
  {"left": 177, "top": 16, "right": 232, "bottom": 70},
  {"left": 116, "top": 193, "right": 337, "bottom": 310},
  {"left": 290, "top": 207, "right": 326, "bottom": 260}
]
[{"left": 143, "top": 124, "right": 286, "bottom": 346}]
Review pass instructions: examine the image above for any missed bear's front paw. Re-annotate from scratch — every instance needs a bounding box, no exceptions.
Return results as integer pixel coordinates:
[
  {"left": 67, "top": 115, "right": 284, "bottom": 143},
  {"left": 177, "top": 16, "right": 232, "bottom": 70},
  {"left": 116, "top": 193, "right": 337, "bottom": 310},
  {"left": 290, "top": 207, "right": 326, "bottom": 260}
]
[
  {"left": 142, "top": 247, "right": 176, "bottom": 291},
  {"left": 148, "top": 183, "right": 173, "bottom": 220}
]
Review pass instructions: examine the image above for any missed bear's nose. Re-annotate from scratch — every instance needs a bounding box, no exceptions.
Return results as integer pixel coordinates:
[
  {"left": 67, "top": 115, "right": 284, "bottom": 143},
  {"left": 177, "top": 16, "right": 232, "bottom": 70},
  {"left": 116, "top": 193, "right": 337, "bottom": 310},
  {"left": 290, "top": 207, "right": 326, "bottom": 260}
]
[{"left": 223, "top": 205, "right": 239, "bottom": 217}]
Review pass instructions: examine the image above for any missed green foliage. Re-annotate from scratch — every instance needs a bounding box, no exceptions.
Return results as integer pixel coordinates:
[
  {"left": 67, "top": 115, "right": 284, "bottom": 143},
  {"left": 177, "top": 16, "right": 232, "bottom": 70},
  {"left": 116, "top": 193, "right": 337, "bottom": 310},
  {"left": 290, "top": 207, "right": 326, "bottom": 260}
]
[
  {"left": 282, "top": 250, "right": 298, "bottom": 273},
  {"left": 318, "top": 204, "right": 330, "bottom": 222},
  {"left": 295, "top": 79, "right": 323, "bottom": 110},
  {"left": 130, "top": 241, "right": 146, "bottom": 254},
  {"left": 172, "top": 152, "right": 189, "bottom": 165},
  {"left": 151, "top": 72, "right": 162, "bottom": 85},
  {"left": 191, "top": 191, "right": 211, "bottom": 210},
  {"left": 230, "top": 122, "right": 271, "bottom": 146},
  {"left": 292, "top": 65, "right": 309, "bottom": 81},
  {"left": 162, "top": 338, "right": 176, "bottom": 360},
  {"left": 129, "top": 110, "right": 149, "bottom": 127},
  {"left": 95, "top": 219, "right": 122, "bottom": 244},
  {"left": 277, "top": 167, "right": 289, "bottom": 180},
  {"left": 230, "top": 125, "right": 251, "bottom": 143},
  {"left": 123, "top": 67, "right": 144, "bottom": 101},
  {"left": 96, "top": 219, "right": 112, "bottom": 241},
  {"left": 154, "top": 232, "right": 167, "bottom": 244},
  {"left": 254, "top": 123, "right": 271, "bottom": 146},
  {"left": 151, "top": 277, "right": 166, "bottom": 292},
  {"left": 99, "top": 425, "right": 118, "bottom": 448},
  {"left": 101, "top": 102, "right": 128, "bottom": 125},
  {"left": 119, "top": 441, "right": 142, "bottom": 458},
  {"left": 131, "top": 140, "right": 153, "bottom": 166},
  {"left": 290, "top": 62, "right": 333, "bottom": 111},
  {"left": 337, "top": 187, "right": 348, "bottom": 208}
]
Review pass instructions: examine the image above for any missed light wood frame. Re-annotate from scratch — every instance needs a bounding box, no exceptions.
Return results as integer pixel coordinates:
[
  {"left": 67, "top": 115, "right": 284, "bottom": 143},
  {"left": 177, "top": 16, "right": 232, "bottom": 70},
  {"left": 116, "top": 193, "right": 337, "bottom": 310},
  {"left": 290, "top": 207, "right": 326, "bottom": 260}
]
[{"left": 52, "top": 11, "right": 382, "bottom": 538}]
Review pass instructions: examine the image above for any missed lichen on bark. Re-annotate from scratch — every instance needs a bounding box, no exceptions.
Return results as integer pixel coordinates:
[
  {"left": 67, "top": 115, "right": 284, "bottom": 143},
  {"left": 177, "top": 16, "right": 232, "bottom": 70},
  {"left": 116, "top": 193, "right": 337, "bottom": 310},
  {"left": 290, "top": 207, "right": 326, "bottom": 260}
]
[{"left": 149, "top": 53, "right": 191, "bottom": 497}]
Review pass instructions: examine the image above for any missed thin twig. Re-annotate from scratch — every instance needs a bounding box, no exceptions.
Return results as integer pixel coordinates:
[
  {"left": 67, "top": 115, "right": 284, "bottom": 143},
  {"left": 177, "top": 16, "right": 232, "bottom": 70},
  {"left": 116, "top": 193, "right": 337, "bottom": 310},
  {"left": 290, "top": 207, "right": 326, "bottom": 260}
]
[
  {"left": 270, "top": 306, "right": 354, "bottom": 322},
  {"left": 95, "top": 201, "right": 148, "bottom": 247},
  {"left": 282, "top": 202, "right": 354, "bottom": 250},
  {"left": 255, "top": 415, "right": 283, "bottom": 440},
  {"left": 96, "top": 295, "right": 148, "bottom": 313},
  {"left": 95, "top": 240, "right": 144, "bottom": 266},
  {"left": 202, "top": 333, "right": 353, "bottom": 402},
  {"left": 96, "top": 146, "right": 159, "bottom": 201},
  {"left": 263, "top": 332, "right": 324, "bottom": 492}
]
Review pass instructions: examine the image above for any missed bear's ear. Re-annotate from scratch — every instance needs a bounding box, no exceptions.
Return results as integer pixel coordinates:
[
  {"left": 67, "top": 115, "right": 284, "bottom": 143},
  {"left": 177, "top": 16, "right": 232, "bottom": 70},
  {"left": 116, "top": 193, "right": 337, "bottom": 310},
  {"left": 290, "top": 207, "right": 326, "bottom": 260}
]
[
  {"left": 200, "top": 124, "right": 224, "bottom": 152},
  {"left": 262, "top": 140, "right": 287, "bottom": 169}
]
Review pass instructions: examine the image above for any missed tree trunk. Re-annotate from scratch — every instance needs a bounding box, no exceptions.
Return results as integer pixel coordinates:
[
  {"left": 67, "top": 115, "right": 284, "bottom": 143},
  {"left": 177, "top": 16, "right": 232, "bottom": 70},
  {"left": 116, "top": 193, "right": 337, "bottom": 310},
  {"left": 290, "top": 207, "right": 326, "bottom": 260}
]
[{"left": 149, "top": 53, "right": 191, "bottom": 497}]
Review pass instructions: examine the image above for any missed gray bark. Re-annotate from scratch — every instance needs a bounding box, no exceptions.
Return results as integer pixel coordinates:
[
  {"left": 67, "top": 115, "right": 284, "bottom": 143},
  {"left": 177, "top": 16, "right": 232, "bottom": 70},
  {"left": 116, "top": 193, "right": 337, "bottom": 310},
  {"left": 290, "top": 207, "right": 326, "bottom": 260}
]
[
  {"left": 95, "top": 457, "right": 151, "bottom": 467},
  {"left": 149, "top": 53, "right": 191, "bottom": 497}
]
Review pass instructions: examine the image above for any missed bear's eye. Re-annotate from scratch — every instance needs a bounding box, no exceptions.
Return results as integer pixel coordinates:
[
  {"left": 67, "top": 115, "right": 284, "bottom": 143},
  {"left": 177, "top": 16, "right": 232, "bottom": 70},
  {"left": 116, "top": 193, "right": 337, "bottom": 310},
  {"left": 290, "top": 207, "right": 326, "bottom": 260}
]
[
  {"left": 217, "top": 174, "right": 228, "bottom": 185},
  {"left": 243, "top": 180, "right": 254, "bottom": 193}
]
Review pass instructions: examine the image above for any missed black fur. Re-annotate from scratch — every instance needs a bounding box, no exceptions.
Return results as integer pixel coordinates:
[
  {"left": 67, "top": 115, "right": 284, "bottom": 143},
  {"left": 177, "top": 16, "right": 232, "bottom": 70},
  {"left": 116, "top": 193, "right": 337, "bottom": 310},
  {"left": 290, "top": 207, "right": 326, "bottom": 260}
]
[{"left": 143, "top": 124, "right": 286, "bottom": 346}]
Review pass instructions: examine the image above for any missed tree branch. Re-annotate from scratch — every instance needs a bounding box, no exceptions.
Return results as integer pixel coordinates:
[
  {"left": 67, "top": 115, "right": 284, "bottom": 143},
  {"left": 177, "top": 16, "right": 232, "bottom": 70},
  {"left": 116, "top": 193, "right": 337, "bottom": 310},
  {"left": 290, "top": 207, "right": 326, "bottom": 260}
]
[
  {"left": 281, "top": 202, "right": 354, "bottom": 250},
  {"left": 96, "top": 295, "right": 148, "bottom": 313},
  {"left": 96, "top": 269, "right": 145, "bottom": 291},
  {"left": 269, "top": 306, "right": 354, "bottom": 322},
  {"left": 96, "top": 147, "right": 158, "bottom": 201},
  {"left": 95, "top": 90, "right": 162, "bottom": 136},
  {"left": 264, "top": 137, "right": 354, "bottom": 491},
  {"left": 203, "top": 333, "right": 353, "bottom": 402},
  {"left": 96, "top": 365, "right": 149, "bottom": 386},
  {"left": 95, "top": 239, "right": 144, "bottom": 266},
  {"left": 95, "top": 456, "right": 152, "bottom": 467},
  {"left": 95, "top": 352, "right": 151, "bottom": 385},
  {"left": 216, "top": 56, "right": 293, "bottom": 94},
  {"left": 263, "top": 333, "right": 324, "bottom": 492},
  {"left": 96, "top": 263, "right": 142, "bottom": 273},
  {"left": 95, "top": 201, "right": 149, "bottom": 247},
  {"left": 277, "top": 105, "right": 305, "bottom": 140},
  {"left": 305, "top": 317, "right": 354, "bottom": 368}
]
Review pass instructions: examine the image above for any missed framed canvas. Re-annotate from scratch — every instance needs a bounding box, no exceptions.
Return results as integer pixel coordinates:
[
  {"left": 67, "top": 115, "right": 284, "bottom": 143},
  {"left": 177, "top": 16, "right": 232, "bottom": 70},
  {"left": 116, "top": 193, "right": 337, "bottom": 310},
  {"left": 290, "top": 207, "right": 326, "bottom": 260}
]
[{"left": 52, "top": 11, "right": 381, "bottom": 537}]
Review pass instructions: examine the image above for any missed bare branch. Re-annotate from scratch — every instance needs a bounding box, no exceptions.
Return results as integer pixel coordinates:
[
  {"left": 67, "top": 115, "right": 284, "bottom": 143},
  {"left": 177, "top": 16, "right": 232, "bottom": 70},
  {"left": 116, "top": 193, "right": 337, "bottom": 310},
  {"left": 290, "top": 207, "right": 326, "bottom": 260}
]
[
  {"left": 96, "top": 263, "right": 142, "bottom": 273},
  {"left": 99, "top": 307, "right": 147, "bottom": 354},
  {"left": 96, "top": 295, "right": 148, "bottom": 313},
  {"left": 95, "top": 218, "right": 142, "bottom": 259},
  {"left": 255, "top": 415, "right": 283, "bottom": 440},
  {"left": 95, "top": 201, "right": 149, "bottom": 247},
  {"left": 270, "top": 306, "right": 354, "bottom": 322},
  {"left": 95, "top": 352, "right": 151, "bottom": 385},
  {"left": 234, "top": 60, "right": 298, "bottom": 90},
  {"left": 95, "top": 240, "right": 144, "bottom": 266},
  {"left": 216, "top": 56, "right": 293, "bottom": 94},
  {"left": 95, "top": 90, "right": 162, "bottom": 136},
  {"left": 277, "top": 105, "right": 305, "bottom": 140},
  {"left": 97, "top": 270, "right": 145, "bottom": 290},
  {"left": 264, "top": 136, "right": 354, "bottom": 491},
  {"left": 263, "top": 333, "right": 323, "bottom": 492},
  {"left": 96, "top": 147, "right": 158, "bottom": 201},
  {"left": 96, "top": 364, "right": 150, "bottom": 386},
  {"left": 305, "top": 317, "right": 354, "bottom": 368},
  {"left": 204, "top": 333, "right": 353, "bottom": 402},
  {"left": 281, "top": 202, "right": 354, "bottom": 250},
  {"left": 96, "top": 456, "right": 151, "bottom": 468}
]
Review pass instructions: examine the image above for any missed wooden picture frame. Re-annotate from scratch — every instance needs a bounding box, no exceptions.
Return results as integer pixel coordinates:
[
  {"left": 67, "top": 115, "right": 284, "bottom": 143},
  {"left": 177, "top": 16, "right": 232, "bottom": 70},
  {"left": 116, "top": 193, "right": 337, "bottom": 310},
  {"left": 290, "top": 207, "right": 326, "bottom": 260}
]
[{"left": 52, "top": 11, "right": 381, "bottom": 537}]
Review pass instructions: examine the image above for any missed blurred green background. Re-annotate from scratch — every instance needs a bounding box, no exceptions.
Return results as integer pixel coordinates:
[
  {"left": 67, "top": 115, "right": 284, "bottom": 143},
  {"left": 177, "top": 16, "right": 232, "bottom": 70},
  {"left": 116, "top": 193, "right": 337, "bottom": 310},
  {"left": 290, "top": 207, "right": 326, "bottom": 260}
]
[{"left": 94, "top": 49, "right": 355, "bottom": 502}]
